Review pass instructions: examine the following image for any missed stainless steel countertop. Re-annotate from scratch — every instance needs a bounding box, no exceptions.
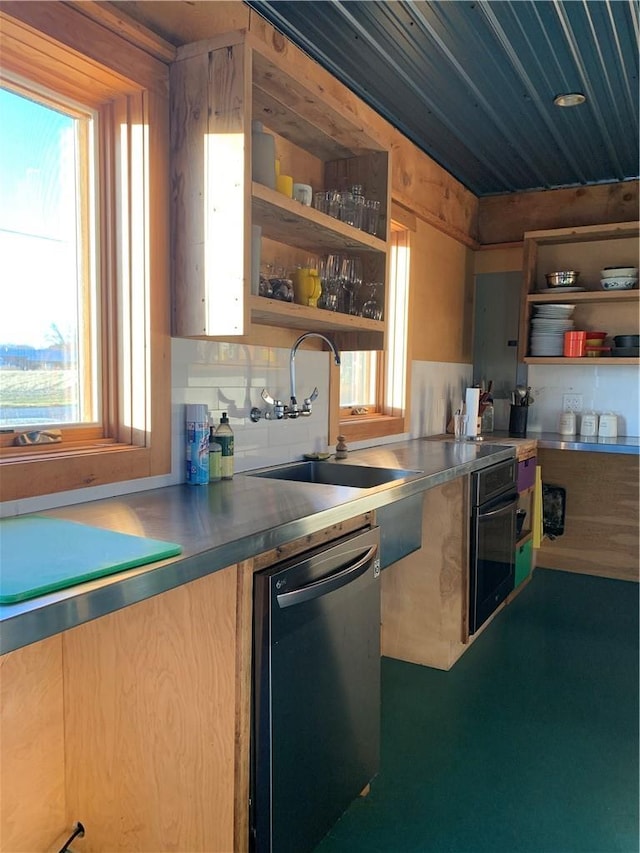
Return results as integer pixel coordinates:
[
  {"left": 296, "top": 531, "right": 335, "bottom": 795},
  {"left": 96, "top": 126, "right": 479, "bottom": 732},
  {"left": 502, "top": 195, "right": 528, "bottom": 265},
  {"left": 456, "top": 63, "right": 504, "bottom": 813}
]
[
  {"left": 0, "top": 438, "right": 514, "bottom": 655},
  {"left": 427, "top": 432, "right": 640, "bottom": 455},
  {"left": 533, "top": 433, "right": 640, "bottom": 454}
]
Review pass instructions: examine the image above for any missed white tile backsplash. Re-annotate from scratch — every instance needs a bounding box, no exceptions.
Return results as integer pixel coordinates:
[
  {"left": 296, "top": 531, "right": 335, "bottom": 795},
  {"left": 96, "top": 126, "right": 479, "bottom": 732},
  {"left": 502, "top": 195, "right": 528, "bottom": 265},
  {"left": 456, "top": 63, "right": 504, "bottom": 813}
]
[
  {"left": 175, "top": 339, "right": 334, "bottom": 472},
  {"left": 526, "top": 364, "right": 640, "bottom": 435},
  {"left": 410, "top": 361, "right": 474, "bottom": 437},
  {"left": 7, "top": 339, "right": 636, "bottom": 519},
  {"left": 2, "top": 346, "right": 473, "bottom": 517}
]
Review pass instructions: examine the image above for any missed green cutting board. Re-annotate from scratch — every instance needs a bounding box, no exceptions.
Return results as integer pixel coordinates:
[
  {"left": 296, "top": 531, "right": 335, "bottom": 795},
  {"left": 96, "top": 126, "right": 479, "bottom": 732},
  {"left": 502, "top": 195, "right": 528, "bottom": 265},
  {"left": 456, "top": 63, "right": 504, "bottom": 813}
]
[{"left": 0, "top": 516, "right": 182, "bottom": 604}]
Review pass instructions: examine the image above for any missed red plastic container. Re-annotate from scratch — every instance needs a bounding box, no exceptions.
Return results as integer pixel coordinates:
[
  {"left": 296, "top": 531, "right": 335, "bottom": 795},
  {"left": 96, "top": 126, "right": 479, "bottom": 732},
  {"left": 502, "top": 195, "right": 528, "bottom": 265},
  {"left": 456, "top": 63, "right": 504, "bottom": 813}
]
[{"left": 564, "top": 330, "right": 586, "bottom": 357}]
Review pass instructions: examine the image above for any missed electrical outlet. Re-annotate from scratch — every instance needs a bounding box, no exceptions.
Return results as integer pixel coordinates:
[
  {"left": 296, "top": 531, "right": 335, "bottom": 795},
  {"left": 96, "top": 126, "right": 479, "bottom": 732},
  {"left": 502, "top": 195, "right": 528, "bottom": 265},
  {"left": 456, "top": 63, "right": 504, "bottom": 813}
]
[{"left": 563, "top": 393, "right": 583, "bottom": 412}]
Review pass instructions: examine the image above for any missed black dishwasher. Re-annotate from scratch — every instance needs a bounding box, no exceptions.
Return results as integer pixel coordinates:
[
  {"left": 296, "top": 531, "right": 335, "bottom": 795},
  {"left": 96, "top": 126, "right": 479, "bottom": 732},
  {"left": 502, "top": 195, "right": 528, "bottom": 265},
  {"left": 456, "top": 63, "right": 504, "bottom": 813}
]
[{"left": 251, "top": 526, "right": 381, "bottom": 853}]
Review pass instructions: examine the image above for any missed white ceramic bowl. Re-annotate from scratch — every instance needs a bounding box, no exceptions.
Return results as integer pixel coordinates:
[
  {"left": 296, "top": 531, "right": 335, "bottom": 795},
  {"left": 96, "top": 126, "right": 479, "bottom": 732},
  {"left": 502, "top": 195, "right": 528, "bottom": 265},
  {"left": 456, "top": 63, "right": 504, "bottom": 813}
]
[
  {"left": 601, "top": 267, "right": 638, "bottom": 278},
  {"left": 600, "top": 277, "right": 638, "bottom": 290}
]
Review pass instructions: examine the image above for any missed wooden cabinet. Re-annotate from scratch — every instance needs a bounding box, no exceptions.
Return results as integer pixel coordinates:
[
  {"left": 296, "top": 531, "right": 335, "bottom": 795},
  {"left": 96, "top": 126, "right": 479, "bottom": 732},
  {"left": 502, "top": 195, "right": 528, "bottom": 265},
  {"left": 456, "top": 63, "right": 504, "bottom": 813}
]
[
  {"left": 520, "top": 221, "right": 639, "bottom": 364},
  {"left": 536, "top": 448, "right": 639, "bottom": 582},
  {"left": 381, "top": 476, "right": 471, "bottom": 671},
  {"left": 0, "top": 512, "right": 374, "bottom": 853},
  {"left": 171, "top": 31, "right": 390, "bottom": 350},
  {"left": 1, "top": 565, "right": 241, "bottom": 853}
]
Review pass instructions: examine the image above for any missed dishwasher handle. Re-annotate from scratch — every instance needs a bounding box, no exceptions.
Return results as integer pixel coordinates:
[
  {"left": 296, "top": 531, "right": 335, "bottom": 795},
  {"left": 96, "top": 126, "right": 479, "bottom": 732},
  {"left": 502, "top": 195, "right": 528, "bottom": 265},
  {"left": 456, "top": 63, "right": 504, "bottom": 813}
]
[{"left": 276, "top": 545, "right": 378, "bottom": 609}]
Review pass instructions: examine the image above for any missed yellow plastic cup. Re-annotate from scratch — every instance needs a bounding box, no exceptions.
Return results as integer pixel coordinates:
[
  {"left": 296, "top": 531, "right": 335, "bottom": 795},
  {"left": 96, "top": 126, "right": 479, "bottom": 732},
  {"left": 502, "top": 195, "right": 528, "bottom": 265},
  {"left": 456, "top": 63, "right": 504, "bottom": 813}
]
[{"left": 276, "top": 174, "right": 293, "bottom": 197}]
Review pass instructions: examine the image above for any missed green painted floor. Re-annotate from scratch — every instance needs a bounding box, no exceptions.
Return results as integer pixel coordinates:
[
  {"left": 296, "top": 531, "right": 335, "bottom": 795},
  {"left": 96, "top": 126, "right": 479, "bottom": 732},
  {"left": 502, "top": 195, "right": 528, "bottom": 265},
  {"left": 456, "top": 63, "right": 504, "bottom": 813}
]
[{"left": 316, "top": 569, "right": 639, "bottom": 853}]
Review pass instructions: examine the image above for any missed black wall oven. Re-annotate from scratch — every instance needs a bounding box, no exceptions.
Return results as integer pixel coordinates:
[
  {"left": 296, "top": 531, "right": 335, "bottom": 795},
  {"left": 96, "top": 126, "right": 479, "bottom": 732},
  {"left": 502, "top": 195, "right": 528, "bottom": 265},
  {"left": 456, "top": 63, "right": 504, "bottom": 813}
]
[{"left": 469, "top": 458, "right": 518, "bottom": 634}]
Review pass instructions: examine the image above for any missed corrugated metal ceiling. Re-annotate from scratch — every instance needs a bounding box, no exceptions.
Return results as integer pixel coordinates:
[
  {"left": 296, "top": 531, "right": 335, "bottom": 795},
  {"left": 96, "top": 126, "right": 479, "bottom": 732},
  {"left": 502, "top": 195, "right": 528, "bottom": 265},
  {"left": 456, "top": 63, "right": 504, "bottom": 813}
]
[{"left": 245, "top": 0, "right": 640, "bottom": 196}]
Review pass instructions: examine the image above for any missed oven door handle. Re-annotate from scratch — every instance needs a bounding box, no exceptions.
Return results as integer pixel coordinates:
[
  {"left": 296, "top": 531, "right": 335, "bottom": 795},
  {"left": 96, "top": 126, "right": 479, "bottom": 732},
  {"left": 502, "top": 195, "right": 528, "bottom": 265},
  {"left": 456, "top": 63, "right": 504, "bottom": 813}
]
[{"left": 478, "top": 494, "right": 518, "bottom": 518}]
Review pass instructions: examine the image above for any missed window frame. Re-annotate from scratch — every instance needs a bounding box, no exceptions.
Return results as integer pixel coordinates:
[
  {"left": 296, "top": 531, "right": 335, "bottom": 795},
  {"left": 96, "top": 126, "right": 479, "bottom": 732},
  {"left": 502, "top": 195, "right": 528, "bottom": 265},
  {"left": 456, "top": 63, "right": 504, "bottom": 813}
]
[
  {"left": 0, "top": 76, "right": 102, "bottom": 439},
  {"left": 0, "top": 6, "right": 171, "bottom": 502}
]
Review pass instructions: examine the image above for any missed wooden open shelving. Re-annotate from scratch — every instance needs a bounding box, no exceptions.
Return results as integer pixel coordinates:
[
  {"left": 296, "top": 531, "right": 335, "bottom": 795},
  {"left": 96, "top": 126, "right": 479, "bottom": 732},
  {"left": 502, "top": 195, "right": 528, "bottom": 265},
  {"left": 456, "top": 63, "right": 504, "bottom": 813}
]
[
  {"left": 249, "top": 294, "right": 383, "bottom": 334},
  {"left": 252, "top": 183, "right": 385, "bottom": 254},
  {"left": 171, "top": 31, "right": 390, "bottom": 349},
  {"left": 527, "top": 289, "right": 639, "bottom": 305},
  {"left": 520, "top": 221, "right": 639, "bottom": 363}
]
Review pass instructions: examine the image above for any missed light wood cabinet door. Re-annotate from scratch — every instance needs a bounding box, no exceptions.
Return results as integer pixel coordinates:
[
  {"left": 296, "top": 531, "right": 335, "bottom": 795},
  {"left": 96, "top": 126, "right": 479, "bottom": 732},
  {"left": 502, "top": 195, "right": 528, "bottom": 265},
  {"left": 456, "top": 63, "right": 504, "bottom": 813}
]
[
  {"left": 62, "top": 566, "right": 240, "bottom": 853},
  {"left": 0, "top": 636, "right": 66, "bottom": 852}
]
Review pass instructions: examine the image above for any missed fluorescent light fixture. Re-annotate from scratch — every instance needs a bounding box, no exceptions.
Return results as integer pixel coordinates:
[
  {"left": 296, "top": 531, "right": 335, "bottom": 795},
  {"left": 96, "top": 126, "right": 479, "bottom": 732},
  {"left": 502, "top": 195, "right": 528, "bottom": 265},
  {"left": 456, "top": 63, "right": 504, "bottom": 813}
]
[{"left": 553, "top": 92, "right": 586, "bottom": 107}]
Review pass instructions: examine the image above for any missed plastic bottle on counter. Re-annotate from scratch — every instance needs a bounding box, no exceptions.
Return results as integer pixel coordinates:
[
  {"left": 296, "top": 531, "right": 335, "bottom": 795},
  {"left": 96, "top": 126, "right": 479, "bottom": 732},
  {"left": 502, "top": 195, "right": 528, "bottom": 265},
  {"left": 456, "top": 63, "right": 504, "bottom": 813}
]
[
  {"left": 209, "top": 422, "right": 222, "bottom": 482},
  {"left": 214, "top": 412, "right": 234, "bottom": 479},
  {"left": 185, "top": 404, "right": 209, "bottom": 485}
]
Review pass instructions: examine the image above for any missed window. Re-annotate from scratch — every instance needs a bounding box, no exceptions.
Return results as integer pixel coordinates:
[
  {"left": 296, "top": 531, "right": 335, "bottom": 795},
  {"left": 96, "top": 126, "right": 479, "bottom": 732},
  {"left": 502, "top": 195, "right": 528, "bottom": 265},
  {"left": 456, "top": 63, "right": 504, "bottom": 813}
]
[
  {"left": 0, "top": 82, "right": 99, "bottom": 431},
  {"left": 339, "top": 350, "right": 378, "bottom": 411},
  {"left": 0, "top": 6, "right": 171, "bottom": 502},
  {"left": 333, "top": 224, "right": 411, "bottom": 443}
]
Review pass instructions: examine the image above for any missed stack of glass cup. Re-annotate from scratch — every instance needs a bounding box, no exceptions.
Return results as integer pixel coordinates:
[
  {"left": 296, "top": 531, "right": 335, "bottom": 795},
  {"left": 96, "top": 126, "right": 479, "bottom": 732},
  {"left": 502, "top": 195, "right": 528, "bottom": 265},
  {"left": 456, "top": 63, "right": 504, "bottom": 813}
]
[
  {"left": 317, "top": 253, "right": 383, "bottom": 320},
  {"left": 313, "top": 185, "right": 381, "bottom": 237}
]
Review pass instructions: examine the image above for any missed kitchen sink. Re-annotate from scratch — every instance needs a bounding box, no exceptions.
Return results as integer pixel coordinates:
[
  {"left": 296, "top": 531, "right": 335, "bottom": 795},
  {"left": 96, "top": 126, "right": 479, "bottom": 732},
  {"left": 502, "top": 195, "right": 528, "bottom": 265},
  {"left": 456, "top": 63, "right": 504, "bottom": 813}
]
[{"left": 247, "top": 460, "right": 421, "bottom": 489}]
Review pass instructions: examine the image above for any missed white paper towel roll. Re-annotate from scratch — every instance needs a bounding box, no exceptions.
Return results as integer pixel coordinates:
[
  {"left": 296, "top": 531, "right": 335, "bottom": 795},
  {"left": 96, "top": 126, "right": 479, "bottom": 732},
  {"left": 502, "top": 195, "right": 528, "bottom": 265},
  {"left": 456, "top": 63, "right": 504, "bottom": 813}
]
[{"left": 465, "top": 387, "right": 480, "bottom": 437}]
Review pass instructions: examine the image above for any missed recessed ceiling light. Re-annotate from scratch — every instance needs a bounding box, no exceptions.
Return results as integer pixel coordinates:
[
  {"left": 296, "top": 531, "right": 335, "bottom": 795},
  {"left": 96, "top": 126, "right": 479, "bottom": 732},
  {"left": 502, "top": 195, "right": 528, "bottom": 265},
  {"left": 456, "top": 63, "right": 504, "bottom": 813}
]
[{"left": 553, "top": 93, "right": 586, "bottom": 108}]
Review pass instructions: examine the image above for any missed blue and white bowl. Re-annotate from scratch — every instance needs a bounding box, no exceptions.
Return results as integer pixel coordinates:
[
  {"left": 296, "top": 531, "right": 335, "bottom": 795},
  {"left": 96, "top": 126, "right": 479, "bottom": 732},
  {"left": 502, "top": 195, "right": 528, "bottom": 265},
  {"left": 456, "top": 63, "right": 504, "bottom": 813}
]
[{"left": 600, "top": 277, "right": 637, "bottom": 290}]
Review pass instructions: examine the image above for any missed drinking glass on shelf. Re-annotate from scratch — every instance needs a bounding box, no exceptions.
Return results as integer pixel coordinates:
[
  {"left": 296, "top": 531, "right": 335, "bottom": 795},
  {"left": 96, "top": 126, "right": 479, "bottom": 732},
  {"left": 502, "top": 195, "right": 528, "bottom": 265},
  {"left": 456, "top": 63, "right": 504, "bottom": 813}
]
[
  {"left": 338, "top": 256, "right": 363, "bottom": 314},
  {"left": 364, "top": 199, "right": 380, "bottom": 235},
  {"left": 359, "top": 282, "right": 383, "bottom": 320},
  {"left": 327, "top": 190, "right": 341, "bottom": 220},
  {"left": 339, "top": 190, "right": 355, "bottom": 226},
  {"left": 313, "top": 191, "right": 329, "bottom": 214},
  {"left": 353, "top": 192, "right": 366, "bottom": 230},
  {"left": 319, "top": 253, "right": 343, "bottom": 311}
]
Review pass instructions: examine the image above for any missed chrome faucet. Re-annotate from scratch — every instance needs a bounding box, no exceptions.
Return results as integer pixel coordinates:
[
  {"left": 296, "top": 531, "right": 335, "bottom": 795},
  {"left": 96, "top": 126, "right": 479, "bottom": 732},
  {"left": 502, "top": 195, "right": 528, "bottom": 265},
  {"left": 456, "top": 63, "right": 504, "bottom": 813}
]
[
  {"left": 289, "top": 332, "right": 341, "bottom": 418},
  {"left": 250, "top": 332, "right": 341, "bottom": 422}
]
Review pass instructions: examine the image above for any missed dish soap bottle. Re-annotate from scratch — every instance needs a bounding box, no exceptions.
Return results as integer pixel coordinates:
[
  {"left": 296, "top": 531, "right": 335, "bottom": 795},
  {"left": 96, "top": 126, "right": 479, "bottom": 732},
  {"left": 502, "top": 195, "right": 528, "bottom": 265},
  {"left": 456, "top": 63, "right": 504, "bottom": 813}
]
[
  {"left": 215, "top": 412, "right": 234, "bottom": 480},
  {"left": 208, "top": 418, "right": 222, "bottom": 483}
]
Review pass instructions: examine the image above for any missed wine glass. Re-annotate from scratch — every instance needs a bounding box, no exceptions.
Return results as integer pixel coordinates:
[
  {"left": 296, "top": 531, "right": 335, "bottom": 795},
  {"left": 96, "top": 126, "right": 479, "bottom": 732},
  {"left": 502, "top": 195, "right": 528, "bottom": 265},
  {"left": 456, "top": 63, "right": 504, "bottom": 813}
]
[
  {"left": 360, "top": 282, "right": 383, "bottom": 320},
  {"left": 319, "top": 253, "right": 342, "bottom": 310},
  {"left": 338, "top": 257, "right": 363, "bottom": 314}
]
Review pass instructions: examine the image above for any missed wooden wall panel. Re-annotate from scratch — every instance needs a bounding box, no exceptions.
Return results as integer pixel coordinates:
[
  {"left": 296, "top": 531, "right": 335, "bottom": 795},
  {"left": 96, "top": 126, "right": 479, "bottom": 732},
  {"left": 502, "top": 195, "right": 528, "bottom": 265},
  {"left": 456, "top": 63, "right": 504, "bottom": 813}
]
[
  {"left": 110, "top": 0, "right": 251, "bottom": 48},
  {"left": 381, "top": 476, "right": 470, "bottom": 670},
  {"left": 409, "top": 218, "right": 474, "bottom": 364},
  {"left": 0, "top": 636, "right": 66, "bottom": 852},
  {"left": 537, "top": 449, "right": 639, "bottom": 582},
  {"left": 1, "top": 1, "right": 168, "bottom": 94},
  {"left": 473, "top": 244, "right": 523, "bottom": 274},
  {"left": 63, "top": 567, "right": 238, "bottom": 852},
  {"left": 478, "top": 181, "right": 640, "bottom": 245}
]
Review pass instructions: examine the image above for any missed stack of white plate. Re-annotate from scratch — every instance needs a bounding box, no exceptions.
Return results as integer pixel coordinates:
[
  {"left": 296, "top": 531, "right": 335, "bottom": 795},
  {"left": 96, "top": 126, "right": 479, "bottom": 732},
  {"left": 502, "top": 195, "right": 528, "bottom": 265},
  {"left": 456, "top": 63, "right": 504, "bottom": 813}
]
[{"left": 530, "top": 304, "right": 575, "bottom": 356}]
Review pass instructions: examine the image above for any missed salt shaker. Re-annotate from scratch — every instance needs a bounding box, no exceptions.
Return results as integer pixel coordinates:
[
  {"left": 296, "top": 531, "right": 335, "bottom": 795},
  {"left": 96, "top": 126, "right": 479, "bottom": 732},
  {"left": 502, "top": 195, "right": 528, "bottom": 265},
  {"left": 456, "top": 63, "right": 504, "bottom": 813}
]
[{"left": 335, "top": 435, "right": 348, "bottom": 459}]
